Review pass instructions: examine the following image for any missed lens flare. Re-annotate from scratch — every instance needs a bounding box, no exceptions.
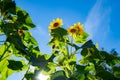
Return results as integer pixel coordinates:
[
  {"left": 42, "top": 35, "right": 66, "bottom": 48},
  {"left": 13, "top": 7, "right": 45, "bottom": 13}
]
[{"left": 35, "top": 71, "right": 50, "bottom": 80}]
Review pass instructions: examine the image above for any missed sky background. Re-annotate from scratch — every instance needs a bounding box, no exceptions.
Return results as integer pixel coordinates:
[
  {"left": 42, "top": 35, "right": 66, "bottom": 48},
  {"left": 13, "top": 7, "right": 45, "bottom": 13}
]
[{"left": 8, "top": 0, "right": 120, "bottom": 80}]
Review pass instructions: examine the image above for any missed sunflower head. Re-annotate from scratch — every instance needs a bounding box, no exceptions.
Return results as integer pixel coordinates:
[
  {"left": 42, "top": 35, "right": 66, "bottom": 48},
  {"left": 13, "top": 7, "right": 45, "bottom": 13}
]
[
  {"left": 68, "top": 26, "right": 77, "bottom": 36},
  {"left": 74, "top": 22, "right": 84, "bottom": 35},
  {"left": 49, "top": 18, "right": 63, "bottom": 29},
  {"left": 18, "top": 29, "right": 24, "bottom": 36}
]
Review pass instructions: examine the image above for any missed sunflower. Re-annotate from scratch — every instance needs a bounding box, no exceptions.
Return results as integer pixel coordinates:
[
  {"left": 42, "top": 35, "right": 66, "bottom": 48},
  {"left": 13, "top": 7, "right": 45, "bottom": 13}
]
[
  {"left": 68, "top": 26, "right": 77, "bottom": 37},
  {"left": 18, "top": 29, "right": 23, "bottom": 36},
  {"left": 49, "top": 18, "right": 63, "bottom": 29},
  {"left": 74, "top": 22, "right": 84, "bottom": 35}
]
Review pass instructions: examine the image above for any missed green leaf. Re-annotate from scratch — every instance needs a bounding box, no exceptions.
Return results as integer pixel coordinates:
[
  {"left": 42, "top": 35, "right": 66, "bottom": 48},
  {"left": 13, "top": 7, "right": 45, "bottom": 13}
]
[
  {"left": 0, "top": 59, "right": 8, "bottom": 72},
  {"left": 75, "top": 32, "right": 89, "bottom": 44},
  {"left": 0, "top": 0, "right": 16, "bottom": 14},
  {"left": 50, "top": 27, "right": 67, "bottom": 37},
  {"left": 73, "top": 74, "right": 85, "bottom": 80},
  {"left": 81, "top": 40, "right": 94, "bottom": 48},
  {"left": 7, "top": 60, "right": 23, "bottom": 70},
  {"left": 0, "top": 59, "right": 14, "bottom": 79},
  {"left": 0, "top": 25, "right": 3, "bottom": 34},
  {"left": 23, "top": 31, "right": 38, "bottom": 46},
  {"left": 30, "top": 55, "right": 48, "bottom": 67},
  {"left": 7, "top": 34, "right": 29, "bottom": 56},
  {"left": 95, "top": 65, "right": 118, "bottom": 80},
  {"left": 29, "top": 47, "right": 41, "bottom": 57},
  {"left": 57, "top": 55, "right": 65, "bottom": 65},
  {"left": 100, "top": 51, "right": 120, "bottom": 66},
  {"left": 2, "top": 23, "right": 16, "bottom": 35},
  {"left": 50, "top": 27, "right": 67, "bottom": 44},
  {"left": 0, "top": 67, "right": 13, "bottom": 80},
  {"left": 84, "top": 63, "right": 95, "bottom": 71},
  {"left": 16, "top": 7, "right": 35, "bottom": 30},
  {"left": 81, "top": 48, "right": 88, "bottom": 57},
  {"left": 79, "top": 59, "right": 89, "bottom": 64},
  {"left": 0, "top": 43, "right": 12, "bottom": 62},
  {"left": 69, "top": 54, "right": 76, "bottom": 61},
  {"left": 25, "top": 72, "right": 33, "bottom": 80},
  {"left": 76, "top": 65, "right": 86, "bottom": 73},
  {"left": 30, "top": 36, "right": 38, "bottom": 46},
  {"left": 113, "top": 66, "right": 120, "bottom": 78},
  {"left": 76, "top": 74, "right": 85, "bottom": 80},
  {"left": 87, "top": 74, "right": 96, "bottom": 80},
  {"left": 51, "top": 70, "right": 66, "bottom": 80},
  {"left": 46, "top": 62, "right": 56, "bottom": 74},
  {"left": 25, "top": 15, "right": 35, "bottom": 28},
  {"left": 0, "top": 44, "right": 6, "bottom": 55}
]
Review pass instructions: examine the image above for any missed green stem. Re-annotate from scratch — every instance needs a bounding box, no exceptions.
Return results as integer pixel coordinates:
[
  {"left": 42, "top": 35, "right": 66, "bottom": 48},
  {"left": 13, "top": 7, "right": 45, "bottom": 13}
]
[
  {"left": 0, "top": 53, "right": 12, "bottom": 61},
  {"left": 22, "top": 62, "right": 31, "bottom": 80},
  {"left": 0, "top": 43, "right": 11, "bottom": 61},
  {"left": 66, "top": 42, "right": 69, "bottom": 56},
  {"left": 70, "top": 36, "right": 73, "bottom": 54}
]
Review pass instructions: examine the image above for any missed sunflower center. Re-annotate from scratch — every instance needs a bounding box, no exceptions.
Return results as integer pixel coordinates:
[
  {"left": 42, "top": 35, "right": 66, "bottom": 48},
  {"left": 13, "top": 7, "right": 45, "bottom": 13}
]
[
  {"left": 54, "top": 22, "right": 59, "bottom": 27},
  {"left": 70, "top": 29, "right": 76, "bottom": 33},
  {"left": 19, "top": 30, "right": 23, "bottom": 33}
]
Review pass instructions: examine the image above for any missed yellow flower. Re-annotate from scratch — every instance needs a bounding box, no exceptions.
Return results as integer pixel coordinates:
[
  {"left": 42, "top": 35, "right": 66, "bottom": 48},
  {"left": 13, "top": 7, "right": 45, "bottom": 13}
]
[
  {"left": 68, "top": 26, "right": 77, "bottom": 37},
  {"left": 74, "top": 22, "right": 84, "bottom": 35},
  {"left": 18, "top": 29, "right": 23, "bottom": 36},
  {"left": 49, "top": 18, "right": 63, "bottom": 29},
  {"left": 95, "top": 43, "right": 99, "bottom": 49}
]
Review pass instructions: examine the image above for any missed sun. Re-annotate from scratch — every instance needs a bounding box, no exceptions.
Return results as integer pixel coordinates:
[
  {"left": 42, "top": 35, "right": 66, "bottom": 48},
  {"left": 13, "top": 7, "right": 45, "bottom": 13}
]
[{"left": 35, "top": 71, "right": 50, "bottom": 80}]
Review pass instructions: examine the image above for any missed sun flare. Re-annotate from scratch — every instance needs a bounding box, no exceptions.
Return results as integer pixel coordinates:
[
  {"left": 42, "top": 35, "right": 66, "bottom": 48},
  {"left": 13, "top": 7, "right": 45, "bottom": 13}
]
[{"left": 35, "top": 71, "right": 50, "bottom": 80}]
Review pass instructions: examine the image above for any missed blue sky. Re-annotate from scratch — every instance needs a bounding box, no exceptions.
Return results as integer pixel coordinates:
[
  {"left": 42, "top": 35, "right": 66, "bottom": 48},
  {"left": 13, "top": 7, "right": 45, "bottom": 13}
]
[
  {"left": 8, "top": 0, "right": 120, "bottom": 79},
  {"left": 13, "top": 0, "right": 120, "bottom": 54}
]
